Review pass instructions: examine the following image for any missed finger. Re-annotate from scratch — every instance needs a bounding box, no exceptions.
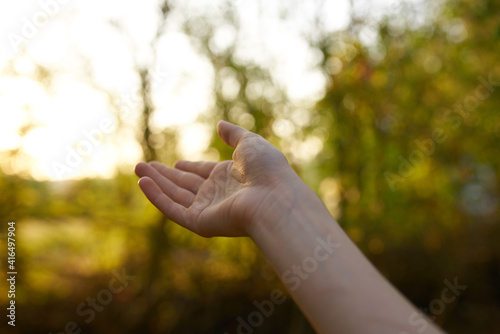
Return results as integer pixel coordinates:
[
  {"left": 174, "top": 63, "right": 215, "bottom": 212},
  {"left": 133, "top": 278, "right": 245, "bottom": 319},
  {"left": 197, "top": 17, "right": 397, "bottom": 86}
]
[
  {"left": 217, "top": 120, "right": 253, "bottom": 148},
  {"left": 150, "top": 161, "right": 205, "bottom": 194},
  {"left": 135, "top": 161, "right": 149, "bottom": 177},
  {"left": 135, "top": 162, "right": 195, "bottom": 208},
  {"left": 138, "top": 177, "right": 187, "bottom": 225},
  {"left": 174, "top": 160, "right": 217, "bottom": 179}
]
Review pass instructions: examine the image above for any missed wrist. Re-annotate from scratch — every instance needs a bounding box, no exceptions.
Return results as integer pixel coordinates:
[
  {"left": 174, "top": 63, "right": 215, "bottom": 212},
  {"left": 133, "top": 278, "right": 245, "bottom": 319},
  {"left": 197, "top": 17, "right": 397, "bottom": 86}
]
[{"left": 246, "top": 170, "right": 339, "bottom": 242}]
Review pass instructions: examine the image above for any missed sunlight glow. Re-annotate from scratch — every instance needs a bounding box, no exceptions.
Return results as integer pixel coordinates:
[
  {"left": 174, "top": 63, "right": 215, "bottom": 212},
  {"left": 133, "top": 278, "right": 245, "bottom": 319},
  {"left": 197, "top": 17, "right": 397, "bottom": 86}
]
[{"left": 0, "top": 0, "right": 411, "bottom": 180}]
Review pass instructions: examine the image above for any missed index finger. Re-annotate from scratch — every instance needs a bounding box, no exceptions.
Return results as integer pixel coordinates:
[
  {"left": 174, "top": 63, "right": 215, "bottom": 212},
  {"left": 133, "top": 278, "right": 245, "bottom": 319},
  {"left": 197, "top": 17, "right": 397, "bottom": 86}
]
[{"left": 174, "top": 160, "right": 217, "bottom": 179}]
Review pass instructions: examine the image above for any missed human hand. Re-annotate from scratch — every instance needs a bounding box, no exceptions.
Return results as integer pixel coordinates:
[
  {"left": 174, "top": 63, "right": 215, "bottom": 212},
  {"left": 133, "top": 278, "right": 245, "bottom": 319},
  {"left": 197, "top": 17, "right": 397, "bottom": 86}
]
[
  {"left": 136, "top": 122, "right": 446, "bottom": 334},
  {"left": 135, "top": 121, "right": 298, "bottom": 237}
]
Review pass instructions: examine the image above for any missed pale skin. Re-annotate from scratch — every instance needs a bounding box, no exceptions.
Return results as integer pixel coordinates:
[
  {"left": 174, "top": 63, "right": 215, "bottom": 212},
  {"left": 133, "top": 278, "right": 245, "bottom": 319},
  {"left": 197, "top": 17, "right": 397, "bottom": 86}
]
[{"left": 135, "top": 120, "right": 444, "bottom": 334}]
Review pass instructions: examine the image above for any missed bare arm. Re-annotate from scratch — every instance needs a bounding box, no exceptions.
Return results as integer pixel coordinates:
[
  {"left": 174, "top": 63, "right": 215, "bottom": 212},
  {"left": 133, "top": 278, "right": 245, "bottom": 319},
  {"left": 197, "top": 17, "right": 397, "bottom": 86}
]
[{"left": 135, "top": 121, "right": 444, "bottom": 334}]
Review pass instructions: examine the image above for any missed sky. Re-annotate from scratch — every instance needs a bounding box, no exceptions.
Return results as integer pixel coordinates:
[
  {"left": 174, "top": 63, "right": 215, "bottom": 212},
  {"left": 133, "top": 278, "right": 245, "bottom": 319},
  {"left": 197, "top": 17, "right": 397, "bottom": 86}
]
[{"left": 0, "top": 0, "right": 415, "bottom": 181}]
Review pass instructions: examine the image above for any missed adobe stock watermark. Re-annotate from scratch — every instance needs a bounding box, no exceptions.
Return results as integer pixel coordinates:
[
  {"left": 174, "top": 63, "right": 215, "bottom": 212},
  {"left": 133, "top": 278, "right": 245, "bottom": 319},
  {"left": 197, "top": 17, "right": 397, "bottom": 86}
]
[
  {"left": 282, "top": 234, "right": 340, "bottom": 291},
  {"left": 51, "top": 118, "right": 116, "bottom": 179},
  {"left": 385, "top": 73, "right": 500, "bottom": 191},
  {"left": 51, "top": 66, "right": 170, "bottom": 179},
  {"left": 48, "top": 267, "right": 135, "bottom": 334},
  {"left": 115, "top": 65, "right": 171, "bottom": 122},
  {"left": 399, "top": 277, "right": 467, "bottom": 334},
  {"left": 225, "top": 235, "right": 340, "bottom": 334},
  {"left": 7, "top": 0, "right": 73, "bottom": 53}
]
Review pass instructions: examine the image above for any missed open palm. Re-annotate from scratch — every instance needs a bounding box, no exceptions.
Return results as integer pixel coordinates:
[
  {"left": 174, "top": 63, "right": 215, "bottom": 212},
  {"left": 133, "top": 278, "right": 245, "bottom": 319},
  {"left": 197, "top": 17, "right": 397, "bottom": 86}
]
[{"left": 135, "top": 121, "right": 292, "bottom": 237}]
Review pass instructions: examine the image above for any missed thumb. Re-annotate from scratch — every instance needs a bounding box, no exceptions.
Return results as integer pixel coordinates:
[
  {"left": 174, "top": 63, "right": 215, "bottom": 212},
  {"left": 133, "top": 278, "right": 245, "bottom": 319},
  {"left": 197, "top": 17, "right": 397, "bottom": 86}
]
[{"left": 217, "top": 120, "right": 252, "bottom": 148}]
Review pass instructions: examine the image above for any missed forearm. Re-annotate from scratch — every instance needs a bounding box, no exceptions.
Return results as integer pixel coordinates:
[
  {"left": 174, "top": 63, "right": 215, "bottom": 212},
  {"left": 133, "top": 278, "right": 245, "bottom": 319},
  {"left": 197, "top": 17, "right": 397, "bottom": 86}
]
[{"left": 248, "top": 175, "right": 444, "bottom": 334}]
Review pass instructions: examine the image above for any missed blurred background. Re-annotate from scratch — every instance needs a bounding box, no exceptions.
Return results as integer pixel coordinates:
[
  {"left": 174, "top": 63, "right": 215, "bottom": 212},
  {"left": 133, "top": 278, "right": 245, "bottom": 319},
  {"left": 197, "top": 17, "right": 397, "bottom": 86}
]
[{"left": 0, "top": 0, "right": 499, "bottom": 333}]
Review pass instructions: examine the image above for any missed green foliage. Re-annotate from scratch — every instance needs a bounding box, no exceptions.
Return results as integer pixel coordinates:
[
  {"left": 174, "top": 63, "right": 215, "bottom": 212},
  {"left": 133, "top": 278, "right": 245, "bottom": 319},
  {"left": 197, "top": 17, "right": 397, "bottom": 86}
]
[{"left": 308, "top": 1, "right": 500, "bottom": 332}]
